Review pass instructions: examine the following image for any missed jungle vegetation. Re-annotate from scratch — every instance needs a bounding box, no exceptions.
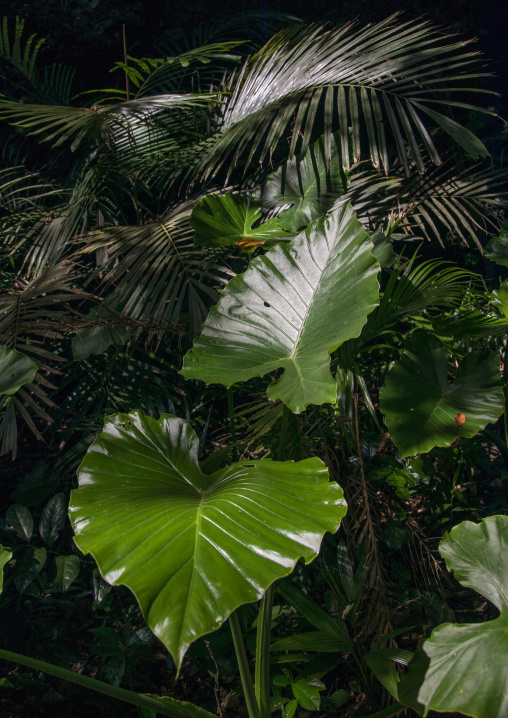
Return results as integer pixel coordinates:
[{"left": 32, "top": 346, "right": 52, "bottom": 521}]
[{"left": 0, "top": 7, "right": 507, "bottom": 718}]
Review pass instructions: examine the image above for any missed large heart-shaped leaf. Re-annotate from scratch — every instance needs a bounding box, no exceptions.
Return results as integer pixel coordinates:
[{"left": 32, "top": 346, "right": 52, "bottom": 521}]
[
  {"left": 399, "top": 515, "right": 508, "bottom": 718},
  {"left": 379, "top": 332, "right": 503, "bottom": 457},
  {"left": 0, "top": 345, "right": 37, "bottom": 395},
  {"left": 485, "top": 220, "right": 508, "bottom": 267},
  {"left": 182, "top": 204, "right": 379, "bottom": 413},
  {"left": 69, "top": 411, "right": 346, "bottom": 670},
  {"left": 191, "top": 193, "right": 290, "bottom": 248},
  {"left": 256, "top": 133, "right": 349, "bottom": 232}
]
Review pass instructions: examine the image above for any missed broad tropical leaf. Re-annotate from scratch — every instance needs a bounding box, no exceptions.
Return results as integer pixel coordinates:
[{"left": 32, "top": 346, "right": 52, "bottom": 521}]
[
  {"left": 379, "top": 332, "right": 503, "bottom": 457},
  {"left": 256, "top": 132, "right": 349, "bottom": 232},
  {"left": 485, "top": 219, "right": 508, "bottom": 267},
  {"left": 0, "top": 345, "right": 37, "bottom": 395},
  {"left": 69, "top": 411, "right": 346, "bottom": 670},
  {"left": 399, "top": 515, "right": 508, "bottom": 718},
  {"left": 181, "top": 203, "right": 380, "bottom": 413},
  {"left": 191, "top": 193, "right": 290, "bottom": 248}
]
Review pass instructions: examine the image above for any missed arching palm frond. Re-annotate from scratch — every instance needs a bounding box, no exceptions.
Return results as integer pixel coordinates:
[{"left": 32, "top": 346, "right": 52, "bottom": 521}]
[
  {"left": 0, "top": 93, "right": 217, "bottom": 151},
  {"left": 360, "top": 258, "right": 480, "bottom": 345},
  {"left": 109, "top": 42, "right": 242, "bottom": 99},
  {"left": 0, "top": 165, "right": 62, "bottom": 211},
  {"left": 0, "top": 16, "right": 76, "bottom": 104},
  {"left": 332, "top": 159, "right": 508, "bottom": 247},
  {"left": 190, "top": 15, "right": 494, "bottom": 186},
  {"left": 77, "top": 202, "right": 235, "bottom": 331},
  {"left": 398, "top": 163, "right": 508, "bottom": 249},
  {"left": 0, "top": 261, "right": 82, "bottom": 457},
  {"left": 0, "top": 16, "right": 44, "bottom": 90}
]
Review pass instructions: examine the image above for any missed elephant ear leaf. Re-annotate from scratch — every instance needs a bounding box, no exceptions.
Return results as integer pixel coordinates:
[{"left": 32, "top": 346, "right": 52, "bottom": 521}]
[
  {"left": 256, "top": 132, "right": 349, "bottom": 233},
  {"left": 182, "top": 203, "right": 379, "bottom": 414},
  {"left": 69, "top": 411, "right": 346, "bottom": 672},
  {"left": 399, "top": 515, "right": 508, "bottom": 718},
  {"left": 485, "top": 219, "right": 508, "bottom": 268},
  {"left": 191, "top": 192, "right": 291, "bottom": 248},
  {"left": 0, "top": 345, "right": 37, "bottom": 395},
  {"left": 379, "top": 332, "right": 503, "bottom": 457}
]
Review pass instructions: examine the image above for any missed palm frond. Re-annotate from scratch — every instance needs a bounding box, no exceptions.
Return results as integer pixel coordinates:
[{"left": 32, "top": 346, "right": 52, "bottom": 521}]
[
  {"left": 359, "top": 257, "right": 480, "bottom": 345},
  {"left": 0, "top": 165, "right": 62, "bottom": 211},
  {"left": 398, "top": 162, "right": 508, "bottom": 250},
  {"left": 0, "top": 261, "right": 82, "bottom": 457},
  {"left": 332, "top": 158, "right": 508, "bottom": 248},
  {"left": 189, "top": 15, "right": 495, "bottom": 186},
  {"left": 77, "top": 202, "right": 235, "bottom": 331},
  {"left": 0, "top": 93, "right": 217, "bottom": 151},
  {"left": 0, "top": 16, "right": 44, "bottom": 89},
  {"left": 109, "top": 42, "right": 242, "bottom": 98}
]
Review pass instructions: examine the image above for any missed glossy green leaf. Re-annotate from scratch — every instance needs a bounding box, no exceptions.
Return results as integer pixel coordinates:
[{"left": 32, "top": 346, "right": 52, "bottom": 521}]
[
  {"left": 399, "top": 515, "right": 508, "bottom": 718},
  {"left": 191, "top": 193, "right": 290, "bottom": 248},
  {"left": 52, "top": 554, "right": 80, "bottom": 592},
  {"left": 182, "top": 204, "right": 379, "bottom": 413},
  {"left": 380, "top": 332, "right": 503, "bottom": 457},
  {"left": 292, "top": 678, "right": 324, "bottom": 711},
  {"left": 365, "top": 650, "right": 402, "bottom": 700},
  {"left": 69, "top": 411, "right": 346, "bottom": 670},
  {"left": 330, "top": 690, "right": 350, "bottom": 708},
  {"left": 283, "top": 699, "right": 297, "bottom": 718},
  {"left": 5, "top": 504, "right": 33, "bottom": 543},
  {"left": 256, "top": 133, "right": 349, "bottom": 232},
  {"left": 0, "top": 345, "right": 37, "bottom": 395},
  {"left": 484, "top": 220, "right": 508, "bottom": 267},
  {"left": 39, "top": 493, "right": 66, "bottom": 547},
  {"left": 0, "top": 546, "right": 12, "bottom": 594},
  {"left": 72, "top": 323, "right": 129, "bottom": 361},
  {"left": 13, "top": 546, "right": 46, "bottom": 592},
  {"left": 371, "top": 232, "right": 397, "bottom": 269}
]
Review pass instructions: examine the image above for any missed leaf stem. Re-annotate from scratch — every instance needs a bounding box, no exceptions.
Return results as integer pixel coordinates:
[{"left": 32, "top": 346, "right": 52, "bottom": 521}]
[
  {"left": 122, "top": 24, "right": 130, "bottom": 101},
  {"left": 227, "top": 387, "right": 237, "bottom": 451},
  {"left": 229, "top": 613, "right": 261, "bottom": 718},
  {"left": 0, "top": 648, "right": 214, "bottom": 718},
  {"left": 255, "top": 584, "right": 274, "bottom": 718},
  {"left": 277, "top": 404, "right": 290, "bottom": 460}
]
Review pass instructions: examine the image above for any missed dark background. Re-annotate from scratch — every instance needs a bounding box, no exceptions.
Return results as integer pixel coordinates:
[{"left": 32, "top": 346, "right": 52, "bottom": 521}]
[{"left": 0, "top": 0, "right": 505, "bottom": 104}]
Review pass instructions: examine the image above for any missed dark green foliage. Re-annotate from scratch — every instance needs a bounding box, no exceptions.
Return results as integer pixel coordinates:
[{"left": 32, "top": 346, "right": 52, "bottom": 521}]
[{"left": 0, "top": 6, "right": 507, "bottom": 718}]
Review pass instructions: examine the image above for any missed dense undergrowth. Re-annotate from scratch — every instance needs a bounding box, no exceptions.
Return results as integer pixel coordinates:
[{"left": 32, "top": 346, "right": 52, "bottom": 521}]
[{"left": 0, "top": 7, "right": 507, "bottom": 718}]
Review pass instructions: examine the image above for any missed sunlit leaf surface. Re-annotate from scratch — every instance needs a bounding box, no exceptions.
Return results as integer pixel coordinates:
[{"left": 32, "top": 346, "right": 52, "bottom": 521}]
[{"left": 70, "top": 411, "right": 346, "bottom": 670}]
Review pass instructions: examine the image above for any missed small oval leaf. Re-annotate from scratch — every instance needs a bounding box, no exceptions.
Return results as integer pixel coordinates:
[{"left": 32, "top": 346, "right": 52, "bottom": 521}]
[
  {"left": 13, "top": 546, "right": 46, "bottom": 592},
  {"left": 52, "top": 554, "right": 80, "bottom": 592},
  {"left": 40, "top": 493, "right": 67, "bottom": 547},
  {"left": 0, "top": 345, "right": 37, "bottom": 396},
  {"left": 6, "top": 504, "right": 33, "bottom": 543}
]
